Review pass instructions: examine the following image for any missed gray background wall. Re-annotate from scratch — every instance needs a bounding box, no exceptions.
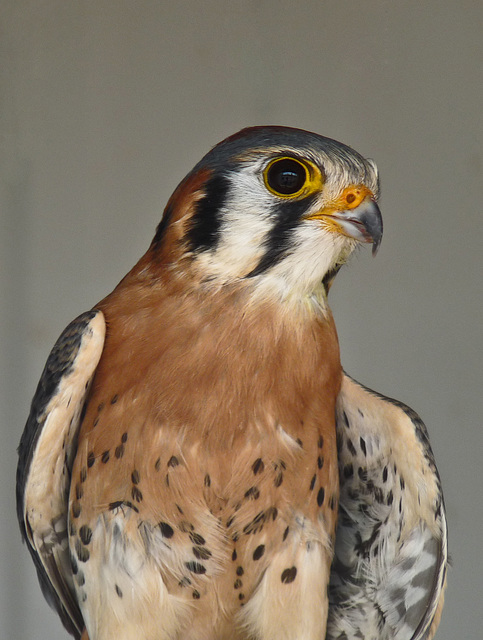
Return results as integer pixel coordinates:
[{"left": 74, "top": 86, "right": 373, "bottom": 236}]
[{"left": 1, "top": 2, "right": 481, "bottom": 638}]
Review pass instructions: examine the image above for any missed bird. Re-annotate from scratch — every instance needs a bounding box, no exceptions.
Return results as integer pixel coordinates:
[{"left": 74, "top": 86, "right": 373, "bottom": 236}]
[{"left": 17, "top": 126, "right": 447, "bottom": 640}]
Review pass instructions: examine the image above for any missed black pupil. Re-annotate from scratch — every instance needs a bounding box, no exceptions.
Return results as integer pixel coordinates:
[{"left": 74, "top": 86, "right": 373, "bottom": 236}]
[{"left": 267, "top": 158, "right": 306, "bottom": 195}]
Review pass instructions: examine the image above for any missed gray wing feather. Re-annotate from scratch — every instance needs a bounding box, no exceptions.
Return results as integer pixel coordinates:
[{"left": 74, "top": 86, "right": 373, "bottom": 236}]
[
  {"left": 16, "top": 310, "right": 105, "bottom": 639},
  {"left": 327, "top": 373, "right": 447, "bottom": 640}
]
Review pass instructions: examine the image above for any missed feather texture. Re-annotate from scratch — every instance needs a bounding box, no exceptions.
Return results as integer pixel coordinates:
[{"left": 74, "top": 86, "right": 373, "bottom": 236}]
[
  {"left": 327, "top": 374, "right": 447, "bottom": 640},
  {"left": 69, "top": 268, "right": 341, "bottom": 639},
  {"left": 17, "top": 311, "right": 105, "bottom": 639},
  {"left": 16, "top": 127, "right": 446, "bottom": 640}
]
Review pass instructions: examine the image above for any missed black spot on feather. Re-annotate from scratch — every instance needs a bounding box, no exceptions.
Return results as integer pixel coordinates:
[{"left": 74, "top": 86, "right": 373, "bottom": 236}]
[
  {"left": 317, "top": 487, "right": 325, "bottom": 507},
  {"left": 185, "top": 561, "right": 206, "bottom": 575},
  {"left": 343, "top": 463, "right": 354, "bottom": 478},
  {"left": 193, "top": 546, "right": 212, "bottom": 560},
  {"left": 281, "top": 566, "right": 297, "bottom": 583},
  {"left": 79, "top": 401, "right": 88, "bottom": 424},
  {"left": 159, "top": 522, "right": 174, "bottom": 538},
  {"left": 243, "top": 511, "right": 266, "bottom": 535},
  {"left": 79, "top": 526, "right": 92, "bottom": 545},
  {"left": 75, "top": 539, "right": 89, "bottom": 562},
  {"left": 347, "top": 439, "right": 357, "bottom": 456},
  {"left": 131, "top": 486, "right": 143, "bottom": 502},
  {"left": 108, "top": 500, "right": 139, "bottom": 514},
  {"left": 253, "top": 545, "right": 265, "bottom": 560},
  {"left": 245, "top": 486, "right": 260, "bottom": 500},
  {"left": 189, "top": 532, "right": 206, "bottom": 545}
]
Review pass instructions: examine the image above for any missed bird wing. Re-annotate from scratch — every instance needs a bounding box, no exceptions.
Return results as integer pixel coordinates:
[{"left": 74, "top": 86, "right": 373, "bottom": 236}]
[
  {"left": 16, "top": 310, "right": 105, "bottom": 639},
  {"left": 328, "top": 373, "right": 447, "bottom": 640}
]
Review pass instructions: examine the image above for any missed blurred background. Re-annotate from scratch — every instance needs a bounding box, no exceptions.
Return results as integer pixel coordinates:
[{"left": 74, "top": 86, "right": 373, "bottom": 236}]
[{"left": 1, "top": 2, "right": 481, "bottom": 638}]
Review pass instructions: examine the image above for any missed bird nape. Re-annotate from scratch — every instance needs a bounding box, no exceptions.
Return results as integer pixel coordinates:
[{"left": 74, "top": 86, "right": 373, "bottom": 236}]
[{"left": 17, "top": 126, "right": 446, "bottom": 640}]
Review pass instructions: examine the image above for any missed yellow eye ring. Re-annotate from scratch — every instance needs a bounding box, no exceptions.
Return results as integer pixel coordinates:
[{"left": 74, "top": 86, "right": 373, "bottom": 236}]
[{"left": 263, "top": 156, "right": 323, "bottom": 199}]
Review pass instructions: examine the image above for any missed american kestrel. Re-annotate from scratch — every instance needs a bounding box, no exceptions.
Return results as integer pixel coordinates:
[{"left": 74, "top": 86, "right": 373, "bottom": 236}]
[{"left": 17, "top": 126, "right": 447, "bottom": 640}]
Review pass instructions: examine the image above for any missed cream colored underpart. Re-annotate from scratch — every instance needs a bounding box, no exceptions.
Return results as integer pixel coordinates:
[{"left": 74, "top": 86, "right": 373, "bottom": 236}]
[
  {"left": 79, "top": 512, "right": 333, "bottom": 640},
  {"left": 238, "top": 531, "right": 331, "bottom": 640},
  {"left": 80, "top": 517, "right": 193, "bottom": 640}
]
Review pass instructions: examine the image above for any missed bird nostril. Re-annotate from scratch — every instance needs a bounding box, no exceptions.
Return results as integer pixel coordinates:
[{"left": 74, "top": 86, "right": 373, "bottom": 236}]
[
  {"left": 342, "top": 186, "right": 369, "bottom": 209},
  {"left": 346, "top": 193, "right": 357, "bottom": 204}
]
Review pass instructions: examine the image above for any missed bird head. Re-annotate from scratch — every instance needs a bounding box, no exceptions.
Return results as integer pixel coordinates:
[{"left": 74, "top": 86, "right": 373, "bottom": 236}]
[{"left": 150, "top": 126, "right": 382, "bottom": 306}]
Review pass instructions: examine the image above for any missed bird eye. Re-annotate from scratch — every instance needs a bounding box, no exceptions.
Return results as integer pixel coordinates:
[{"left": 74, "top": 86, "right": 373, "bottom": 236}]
[{"left": 264, "top": 157, "right": 309, "bottom": 197}]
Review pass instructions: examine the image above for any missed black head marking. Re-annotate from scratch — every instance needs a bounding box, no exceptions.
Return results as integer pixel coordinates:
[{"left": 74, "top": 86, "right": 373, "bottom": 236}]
[
  {"left": 186, "top": 173, "right": 230, "bottom": 253},
  {"left": 247, "top": 193, "right": 318, "bottom": 277}
]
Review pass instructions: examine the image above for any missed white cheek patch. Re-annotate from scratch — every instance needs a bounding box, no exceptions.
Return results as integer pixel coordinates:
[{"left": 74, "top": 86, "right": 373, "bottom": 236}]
[
  {"left": 252, "top": 221, "right": 355, "bottom": 303},
  {"left": 192, "top": 156, "right": 365, "bottom": 299},
  {"left": 196, "top": 166, "right": 275, "bottom": 280}
]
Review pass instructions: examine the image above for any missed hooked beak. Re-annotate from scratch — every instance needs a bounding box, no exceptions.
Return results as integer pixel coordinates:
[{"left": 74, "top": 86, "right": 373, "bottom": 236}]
[
  {"left": 307, "top": 186, "right": 383, "bottom": 256},
  {"left": 331, "top": 196, "right": 383, "bottom": 256}
]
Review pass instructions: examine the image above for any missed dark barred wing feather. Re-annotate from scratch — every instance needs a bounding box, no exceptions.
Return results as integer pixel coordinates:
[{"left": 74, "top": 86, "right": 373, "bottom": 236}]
[
  {"left": 328, "top": 373, "right": 447, "bottom": 640},
  {"left": 16, "top": 310, "right": 105, "bottom": 638}
]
